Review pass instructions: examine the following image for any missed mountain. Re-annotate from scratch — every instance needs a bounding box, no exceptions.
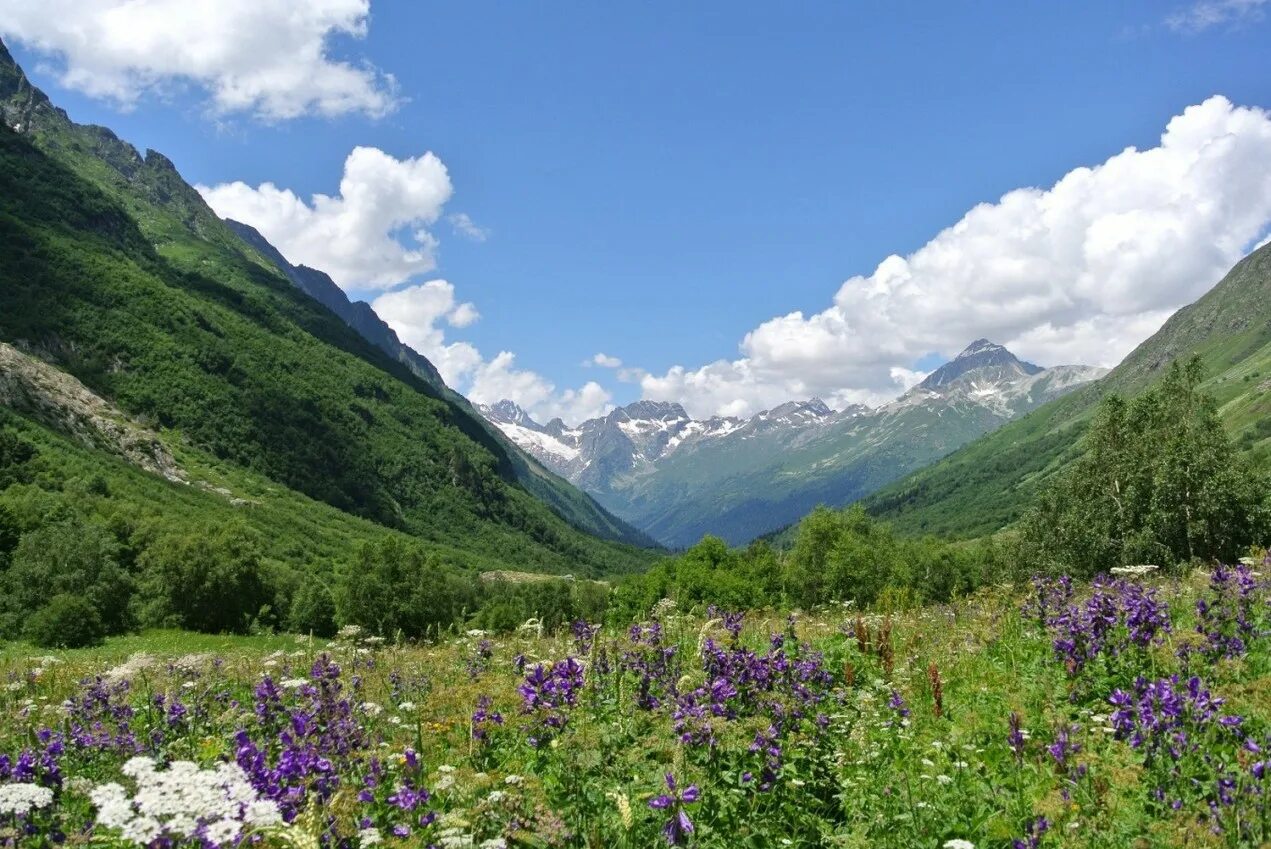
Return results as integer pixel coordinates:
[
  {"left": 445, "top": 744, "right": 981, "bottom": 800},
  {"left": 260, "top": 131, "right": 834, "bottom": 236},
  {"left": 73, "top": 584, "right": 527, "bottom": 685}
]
[
  {"left": 223, "top": 217, "right": 651, "bottom": 548},
  {"left": 865, "top": 240, "right": 1271, "bottom": 538},
  {"left": 478, "top": 342, "right": 1104, "bottom": 546},
  {"left": 224, "top": 219, "right": 447, "bottom": 391},
  {"left": 0, "top": 38, "right": 653, "bottom": 577}
]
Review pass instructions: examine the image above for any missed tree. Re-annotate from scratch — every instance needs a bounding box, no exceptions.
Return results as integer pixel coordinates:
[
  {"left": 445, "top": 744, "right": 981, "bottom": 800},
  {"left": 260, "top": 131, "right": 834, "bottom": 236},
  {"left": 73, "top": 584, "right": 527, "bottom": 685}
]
[
  {"left": 25, "top": 594, "right": 104, "bottom": 649},
  {"left": 336, "top": 537, "right": 476, "bottom": 639},
  {"left": 288, "top": 580, "right": 337, "bottom": 637},
  {"left": 0, "top": 428, "right": 37, "bottom": 489},
  {"left": 1019, "top": 358, "right": 1270, "bottom": 574},
  {"left": 0, "top": 517, "right": 133, "bottom": 637},
  {"left": 136, "top": 524, "right": 269, "bottom": 633}
]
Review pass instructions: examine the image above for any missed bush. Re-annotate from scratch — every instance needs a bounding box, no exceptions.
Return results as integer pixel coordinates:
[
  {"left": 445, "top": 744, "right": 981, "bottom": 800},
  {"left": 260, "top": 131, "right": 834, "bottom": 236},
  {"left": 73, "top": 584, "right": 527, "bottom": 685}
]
[
  {"left": 137, "top": 524, "right": 269, "bottom": 633},
  {"left": 289, "top": 580, "right": 337, "bottom": 637},
  {"left": 25, "top": 594, "right": 104, "bottom": 648}
]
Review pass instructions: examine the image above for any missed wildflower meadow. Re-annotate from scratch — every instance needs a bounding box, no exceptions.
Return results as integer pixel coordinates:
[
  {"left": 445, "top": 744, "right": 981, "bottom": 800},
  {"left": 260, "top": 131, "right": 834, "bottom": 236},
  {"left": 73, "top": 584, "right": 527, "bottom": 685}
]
[{"left": 0, "top": 560, "right": 1268, "bottom": 848}]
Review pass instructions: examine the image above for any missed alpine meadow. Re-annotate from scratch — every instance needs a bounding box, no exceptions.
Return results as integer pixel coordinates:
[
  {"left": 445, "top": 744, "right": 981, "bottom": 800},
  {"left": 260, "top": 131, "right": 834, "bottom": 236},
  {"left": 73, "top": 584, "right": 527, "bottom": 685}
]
[{"left": 1, "top": 5, "right": 1270, "bottom": 849}]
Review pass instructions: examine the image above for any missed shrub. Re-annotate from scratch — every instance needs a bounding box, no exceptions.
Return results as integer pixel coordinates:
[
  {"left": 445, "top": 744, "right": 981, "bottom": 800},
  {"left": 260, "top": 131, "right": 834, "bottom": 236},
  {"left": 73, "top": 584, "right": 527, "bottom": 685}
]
[
  {"left": 289, "top": 580, "right": 337, "bottom": 637},
  {"left": 25, "top": 594, "right": 104, "bottom": 648}
]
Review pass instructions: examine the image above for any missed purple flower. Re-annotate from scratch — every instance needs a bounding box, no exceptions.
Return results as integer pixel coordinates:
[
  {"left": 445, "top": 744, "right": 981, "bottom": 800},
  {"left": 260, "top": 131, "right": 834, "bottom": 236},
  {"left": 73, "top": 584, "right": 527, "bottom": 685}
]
[
  {"left": 648, "top": 773, "right": 700, "bottom": 846},
  {"left": 1007, "top": 712, "right": 1025, "bottom": 763},
  {"left": 1013, "top": 815, "right": 1050, "bottom": 849},
  {"left": 518, "top": 658, "right": 585, "bottom": 746}
]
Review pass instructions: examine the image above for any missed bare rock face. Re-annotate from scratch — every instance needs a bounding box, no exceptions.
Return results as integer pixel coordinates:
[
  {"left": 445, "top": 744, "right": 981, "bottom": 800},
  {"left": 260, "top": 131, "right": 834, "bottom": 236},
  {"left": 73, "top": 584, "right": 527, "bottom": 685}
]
[{"left": 0, "top": 342, "right": 187, "bottom": 483}]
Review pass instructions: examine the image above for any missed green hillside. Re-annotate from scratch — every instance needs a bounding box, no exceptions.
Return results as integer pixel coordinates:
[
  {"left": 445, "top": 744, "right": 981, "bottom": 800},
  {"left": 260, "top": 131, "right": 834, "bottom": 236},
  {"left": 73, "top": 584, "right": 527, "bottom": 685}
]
[
  {"left": 865, "top": 241, "right": 1271, "bottom": 537},
  {"left": 0, "top": 49, "right": 654, "bottom": 580}
]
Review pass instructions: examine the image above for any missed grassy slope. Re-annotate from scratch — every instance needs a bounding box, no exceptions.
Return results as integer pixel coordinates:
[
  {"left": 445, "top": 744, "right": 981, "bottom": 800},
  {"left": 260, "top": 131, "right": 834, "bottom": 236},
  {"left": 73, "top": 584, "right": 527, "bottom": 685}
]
[
  {"left": 865, "top": 242, "right": 1271, "bottom": 538},
  {"left": 0, "top": 116, "right": 652, "bottom": 578}
]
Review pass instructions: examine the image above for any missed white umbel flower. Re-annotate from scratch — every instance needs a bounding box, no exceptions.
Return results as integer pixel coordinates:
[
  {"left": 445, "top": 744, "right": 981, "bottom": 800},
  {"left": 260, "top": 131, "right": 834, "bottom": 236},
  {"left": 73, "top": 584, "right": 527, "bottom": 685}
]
[{"left": 0, "top": 783, "right": 54, "bottom": 816}]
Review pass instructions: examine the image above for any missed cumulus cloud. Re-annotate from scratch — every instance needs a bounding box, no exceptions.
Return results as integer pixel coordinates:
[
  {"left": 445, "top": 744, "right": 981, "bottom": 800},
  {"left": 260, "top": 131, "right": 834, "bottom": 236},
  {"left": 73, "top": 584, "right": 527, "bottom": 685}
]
[
  {"left": 590, "top": 353, "right": 623, "bottom": 368},
  {"left": 449, "top": 212, "right": 490, "bottom": 242},
  {"left": 199, "top": 146, "right": 453, "bottom": 291},
  {"left": 1166, "top": 0, "right": 1269, "bottom": 32},
  {"left": 370, "top": 281, "right": 481, "bottom": 385},
  {"left": 370, "top": 283, "right": 609, "bottom": 421},
  {"left": 638, "top": 96, "right": 1271, "bottom": 419},
  {"left": 0, "top": 0, "right": 397, "bottom": 119}
]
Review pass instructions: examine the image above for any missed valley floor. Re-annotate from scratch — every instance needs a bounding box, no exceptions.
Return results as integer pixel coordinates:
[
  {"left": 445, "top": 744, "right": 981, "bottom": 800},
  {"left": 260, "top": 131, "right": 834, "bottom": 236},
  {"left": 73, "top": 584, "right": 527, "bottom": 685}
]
[{"left": 1, "top": 565, "right": 1268, "bottom": 847}]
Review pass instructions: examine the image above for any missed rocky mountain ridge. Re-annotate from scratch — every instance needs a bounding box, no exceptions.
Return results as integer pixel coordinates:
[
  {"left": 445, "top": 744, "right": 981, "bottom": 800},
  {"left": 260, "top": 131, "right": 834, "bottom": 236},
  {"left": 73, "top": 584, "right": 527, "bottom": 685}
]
[{"left": 479, "top": 341, "right": 1106, "bottom": 544}]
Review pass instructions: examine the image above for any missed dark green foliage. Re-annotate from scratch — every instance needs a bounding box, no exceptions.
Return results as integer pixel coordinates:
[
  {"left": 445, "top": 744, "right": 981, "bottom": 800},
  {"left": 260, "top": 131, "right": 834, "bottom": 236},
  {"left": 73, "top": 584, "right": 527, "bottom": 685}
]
[
  {"left": 24, "top": 594, "right": 104, "bottom": 649},
  {"left": 1018, "top": 358, "right": 1270, "bottom": 576},
  {"left": 0, "top": 503, "right": 17, "bottom": 567},
  {"left": 0, "top": 120, "right": 652, "bottom": 584},
  {"left": 0, "top": 428, "right": 37, "bottom": 489},
  {"left": 136, "top": 524, "right": 270, "bottom": 633},
  {"left": 336, "top": 537, "right": 479, "bottom": 639},
  {"left": 469, "top": 579, "right": 611, "bottom": 634},
  {"left": 288, "top": 580, "right": 337, "bottom": 637},
  {"left": 0, "top": 517, "right": 133, "bottom": 637}
]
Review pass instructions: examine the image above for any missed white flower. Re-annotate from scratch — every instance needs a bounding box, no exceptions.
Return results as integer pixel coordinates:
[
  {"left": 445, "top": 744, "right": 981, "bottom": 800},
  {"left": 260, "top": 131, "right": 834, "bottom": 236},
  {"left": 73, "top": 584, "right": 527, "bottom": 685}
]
[
  {"left": 245, "top": 799, "right": 283, "bottom": 827},
  {"left": 0, "top": 783, "right": 54, "bottom": 815},
  {"left": 205, "top": 817, "right": 241, "bottom": 845},
  {"left": 122, "top": 756, "right": 157, "bottom": 778},
  {"left": 359, "top": 827, "right": 383, "bottom": 847},
  {"left": 504, "top": 774, "right": 523, "bottom": 785},
  {"left": 122, "top": 815, "right": 163, "bottom": 844},
  {"left": 479, "top": 839, "right": 508, "bottom": 849},
  {"left": 935, "top": 774, "right": 953, "bottom": 785},
  {"left": 944, "top": 840, "right": 976, "bottom": 849},
  {"left": 280, "top": 678, "right": 308, "bottom": 690},
  {"left": 398, "top": 701, "right": 417, "bottom": 712},
  {"left": 486, "top": 790, "right": 507, "bottom": 803}
]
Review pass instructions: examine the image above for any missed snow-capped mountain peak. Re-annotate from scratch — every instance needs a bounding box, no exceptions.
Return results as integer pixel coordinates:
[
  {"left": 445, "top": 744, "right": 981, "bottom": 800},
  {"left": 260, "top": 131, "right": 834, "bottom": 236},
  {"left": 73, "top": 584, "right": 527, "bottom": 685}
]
[
  {"left": 479, "top": 399, "right": 542, "bottom": 430},
  {"left": 916, "top": 339, "right": 1043, "bottom": 392},
  {"left": 473, "top": 339, "right": 1104, "bottom": 534}
]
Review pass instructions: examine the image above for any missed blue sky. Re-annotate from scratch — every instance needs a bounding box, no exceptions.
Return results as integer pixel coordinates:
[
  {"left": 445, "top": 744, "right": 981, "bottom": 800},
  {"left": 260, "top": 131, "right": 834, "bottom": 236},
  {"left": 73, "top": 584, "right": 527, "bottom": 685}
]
[{"left": 5, "top": 1, "right": 1271, "bottom": 421}]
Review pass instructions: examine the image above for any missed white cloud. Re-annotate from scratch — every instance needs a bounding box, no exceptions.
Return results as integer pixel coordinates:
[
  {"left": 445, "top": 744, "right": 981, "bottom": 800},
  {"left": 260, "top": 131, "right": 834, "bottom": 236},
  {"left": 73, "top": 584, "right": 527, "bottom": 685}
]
[
  {"left": 448, "top": 301, "right": 480, "bottom": 328},
  {"left": 199, "top": 146, "right": 453, "bottom": 291},
  {"left": 590, "top": 353, "right": 623, "bottom": 368},
  {"left": 1166, "top": 0, "right": 1269, "bottom": 32},
  {"left": 0, "top": 0, "right": 397, "bottom": 119},
  {"left": 370, "top": 281, "right": 481, "bottom": 385},
  {"left": 369, "top": 282, "right": 609, "bottom": 423},
  {"left": 468, "top": 353, "right": 613, "bottom": 424},
  {"left": 449, "top": 212, "right": 490, "bottom": 242},
  {"left": 638, "top": 96, "right": 1271, "bottom": 419}
]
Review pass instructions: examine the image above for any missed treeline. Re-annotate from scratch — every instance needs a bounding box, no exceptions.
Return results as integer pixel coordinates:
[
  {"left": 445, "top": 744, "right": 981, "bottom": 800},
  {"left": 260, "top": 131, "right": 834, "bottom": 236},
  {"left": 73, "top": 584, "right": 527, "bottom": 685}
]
[
  {"left": 612, "top": 358, "right": 1269, "bottom": 617},
  {"left": 0, "top": 471, "right": 608, "bottom": 649},
  {"left": 609, "top": 508, "right": 1006, "bottom": 619}
]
